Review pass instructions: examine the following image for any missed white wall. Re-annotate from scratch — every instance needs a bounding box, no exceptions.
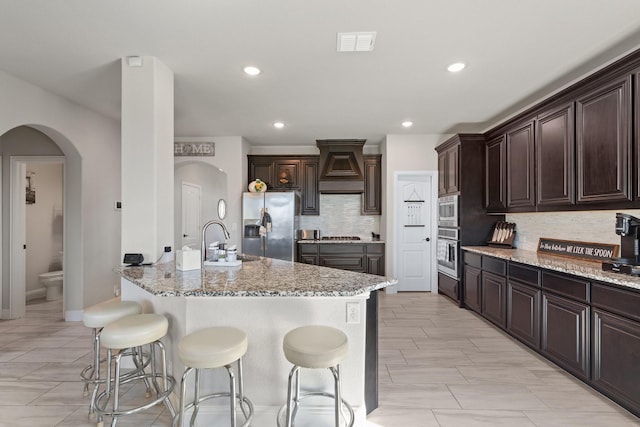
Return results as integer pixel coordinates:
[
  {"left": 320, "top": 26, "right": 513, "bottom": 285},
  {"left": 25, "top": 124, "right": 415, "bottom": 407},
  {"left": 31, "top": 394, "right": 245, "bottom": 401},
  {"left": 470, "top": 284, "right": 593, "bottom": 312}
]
[
  {"left": 0, "top": 69, "right": 121, "bottom": 318},
  {"left": 381, "top": 134, "right": 451, "bottom": 280}
]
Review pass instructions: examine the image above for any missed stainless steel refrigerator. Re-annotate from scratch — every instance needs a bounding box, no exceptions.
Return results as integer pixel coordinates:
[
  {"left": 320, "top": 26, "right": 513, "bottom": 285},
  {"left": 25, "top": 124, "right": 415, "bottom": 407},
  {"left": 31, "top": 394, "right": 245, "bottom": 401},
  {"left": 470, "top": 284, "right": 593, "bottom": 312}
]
[{"left": 242, "top": 192, "right": 299, "bottom": 261}]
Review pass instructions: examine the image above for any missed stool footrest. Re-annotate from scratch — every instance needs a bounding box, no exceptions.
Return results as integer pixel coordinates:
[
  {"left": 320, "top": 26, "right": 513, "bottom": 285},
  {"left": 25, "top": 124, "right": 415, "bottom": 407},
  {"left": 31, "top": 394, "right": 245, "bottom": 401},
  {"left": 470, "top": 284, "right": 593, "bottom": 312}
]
[
  {"left": 277, "top": 391, "right": 355, "bottom": 427},
  {"left": 94, "top": 373, "right": 176, "bottom": 417},
  {"left": 177, "top": 392, "right": 254, "bottom": 427}
]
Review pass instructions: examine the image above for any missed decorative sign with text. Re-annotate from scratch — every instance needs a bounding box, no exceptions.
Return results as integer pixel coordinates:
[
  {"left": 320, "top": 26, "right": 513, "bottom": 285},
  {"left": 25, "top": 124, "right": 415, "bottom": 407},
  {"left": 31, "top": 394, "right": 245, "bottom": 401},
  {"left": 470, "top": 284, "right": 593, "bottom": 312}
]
[
  {"left": 174, "top": 141, "right": 215, "bottom": 157},
  {"left": 537, "top": 238, "right": 619, "bottom": 261}
]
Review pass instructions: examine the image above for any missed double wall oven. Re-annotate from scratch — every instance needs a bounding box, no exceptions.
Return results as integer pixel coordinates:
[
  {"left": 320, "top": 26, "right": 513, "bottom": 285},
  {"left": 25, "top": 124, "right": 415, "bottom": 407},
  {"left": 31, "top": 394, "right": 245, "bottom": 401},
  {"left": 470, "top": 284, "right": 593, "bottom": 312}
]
[{"left": 436, "top": 195, "right": 459, "bottom": 279}]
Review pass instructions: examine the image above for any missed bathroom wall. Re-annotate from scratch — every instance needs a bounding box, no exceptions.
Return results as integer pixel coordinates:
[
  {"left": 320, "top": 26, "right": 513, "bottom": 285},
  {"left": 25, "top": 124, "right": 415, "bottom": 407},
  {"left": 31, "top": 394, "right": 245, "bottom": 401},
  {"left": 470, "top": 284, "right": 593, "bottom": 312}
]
[
  {"left": 298, "top": 194, "right": 380, "bottom": 238},
  {"left": 506, "top": 209, "right": 640, "bottom": 252},
  {"left": 25, "top": 162, "right": 63, "bottom": 298}
]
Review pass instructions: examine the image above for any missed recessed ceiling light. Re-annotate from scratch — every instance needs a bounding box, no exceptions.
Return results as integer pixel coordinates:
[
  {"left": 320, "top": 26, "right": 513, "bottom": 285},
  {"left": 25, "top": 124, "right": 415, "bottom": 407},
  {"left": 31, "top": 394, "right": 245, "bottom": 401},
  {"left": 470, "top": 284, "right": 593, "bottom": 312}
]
[
  {"left": 273, "top": 122, "right": 285, "bottom": 129},
  {"left": 447, "top": 62, "right": 466, "bottom": 73},
  {"left": 243, "top": 66, "right": 261, "bottom": 76},
  {"left": 402, "top": 121, "right": 413, "bottom": 128}
]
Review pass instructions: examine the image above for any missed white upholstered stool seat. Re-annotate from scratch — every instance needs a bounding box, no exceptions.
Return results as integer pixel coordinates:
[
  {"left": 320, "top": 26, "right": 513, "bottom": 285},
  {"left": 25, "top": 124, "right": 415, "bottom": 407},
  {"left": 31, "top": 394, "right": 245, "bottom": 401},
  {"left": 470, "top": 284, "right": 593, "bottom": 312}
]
[
  {"left": 278, "top": 325, "right": 354, "bottom": 427},
  {"left": 175, "top": 326, "right": 253, "bottom": 427},
  {"left": 81, "top": 300, "right": 143, "bottom": 418},
  {"left": 94, "top": 313, "right": 176, "bottom": 427}
]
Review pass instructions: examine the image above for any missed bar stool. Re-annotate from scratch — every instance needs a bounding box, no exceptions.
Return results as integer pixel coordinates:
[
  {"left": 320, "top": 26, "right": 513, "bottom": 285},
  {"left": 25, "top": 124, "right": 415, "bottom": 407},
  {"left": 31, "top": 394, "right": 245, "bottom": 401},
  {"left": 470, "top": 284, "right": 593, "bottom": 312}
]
[
  {"left": 94, "top": 313, "right": 176, "bottom": 427},
  {"left": 81, "top": 300, "right": 143, "bottom": 416},
  {"left": 174, "top": 326, "right": 254, "bottom": 427},
  {"left": 277, "top": 325, "right": 354, "bottom": 427}
]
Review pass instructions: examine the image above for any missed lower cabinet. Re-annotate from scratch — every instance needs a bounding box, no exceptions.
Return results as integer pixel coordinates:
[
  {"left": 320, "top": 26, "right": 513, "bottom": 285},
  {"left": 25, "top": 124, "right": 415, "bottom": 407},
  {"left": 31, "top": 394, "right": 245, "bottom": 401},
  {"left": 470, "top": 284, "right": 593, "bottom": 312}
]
[
  {"left": 463, "top": 265, "right": 481, "bottom": 313},
  {"left": 506, "top": 280, "right": 541, "bottom": 349},
  {"left": 541, "top": 292, "right": 590, "bottom": 380},
  {"left": 481, "top": 271, "right": 506, "bottom": 328},
  {"left": 438, "top": 273, "right": 459, "bottom": 302},
  {"left": 296, "top": 243, "right": 385, "bottom": 276},
  {"left": 592, "top": 309, "right": 640, "bottom": 413}
]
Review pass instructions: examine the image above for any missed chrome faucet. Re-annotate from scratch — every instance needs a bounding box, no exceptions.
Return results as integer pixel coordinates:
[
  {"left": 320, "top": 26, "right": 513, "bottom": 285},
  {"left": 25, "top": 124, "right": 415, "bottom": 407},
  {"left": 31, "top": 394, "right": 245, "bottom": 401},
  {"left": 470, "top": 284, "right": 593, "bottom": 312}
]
[{"left": 201, "top": 220, "right": 231, "bottom": 264}]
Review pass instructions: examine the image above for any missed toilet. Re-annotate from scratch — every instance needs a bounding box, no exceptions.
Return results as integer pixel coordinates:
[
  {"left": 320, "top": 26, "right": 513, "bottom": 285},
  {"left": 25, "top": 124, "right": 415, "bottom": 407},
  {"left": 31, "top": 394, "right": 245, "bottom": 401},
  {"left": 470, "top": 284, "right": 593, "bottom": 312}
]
[{"left": 39, "top": 270, "right": 63, "bottom": 301}]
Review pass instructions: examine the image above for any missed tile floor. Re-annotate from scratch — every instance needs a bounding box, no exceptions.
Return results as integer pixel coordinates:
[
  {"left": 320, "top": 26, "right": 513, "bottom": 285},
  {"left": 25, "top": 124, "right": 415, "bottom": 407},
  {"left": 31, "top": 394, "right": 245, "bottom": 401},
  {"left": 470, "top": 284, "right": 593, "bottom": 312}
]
[{"left": 0, "top": 293, "right": 638, "bottom": 426}]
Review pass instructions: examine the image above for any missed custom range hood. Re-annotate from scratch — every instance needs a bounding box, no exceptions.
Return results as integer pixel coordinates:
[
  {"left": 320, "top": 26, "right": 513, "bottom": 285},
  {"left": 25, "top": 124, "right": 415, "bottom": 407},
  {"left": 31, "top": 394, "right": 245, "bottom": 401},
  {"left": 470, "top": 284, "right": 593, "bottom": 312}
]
[{"left": 317, "top": 139, "right": 365, "bottom": 193}]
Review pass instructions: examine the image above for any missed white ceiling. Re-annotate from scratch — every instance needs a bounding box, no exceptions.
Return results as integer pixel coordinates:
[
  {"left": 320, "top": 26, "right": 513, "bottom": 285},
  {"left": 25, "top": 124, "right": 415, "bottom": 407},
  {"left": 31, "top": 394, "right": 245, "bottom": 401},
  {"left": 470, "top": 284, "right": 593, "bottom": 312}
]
[{"left": 3, "top": 0, "right": 640, "bottom": 146}]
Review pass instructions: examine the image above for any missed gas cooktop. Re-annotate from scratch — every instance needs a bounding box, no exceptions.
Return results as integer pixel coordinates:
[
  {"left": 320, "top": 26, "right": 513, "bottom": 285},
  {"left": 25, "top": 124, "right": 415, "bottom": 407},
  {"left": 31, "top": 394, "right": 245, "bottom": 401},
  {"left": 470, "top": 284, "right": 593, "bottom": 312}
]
[{"left": 320, "top": 236, "right": 361, "bottom": 241}]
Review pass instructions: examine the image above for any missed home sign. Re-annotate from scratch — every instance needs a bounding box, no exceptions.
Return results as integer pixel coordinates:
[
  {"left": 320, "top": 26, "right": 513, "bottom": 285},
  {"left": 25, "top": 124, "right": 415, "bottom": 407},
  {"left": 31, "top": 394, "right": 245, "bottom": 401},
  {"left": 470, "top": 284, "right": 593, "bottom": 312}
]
[{"left": 174, "top": 141, "right": 215, "bottom": 157}]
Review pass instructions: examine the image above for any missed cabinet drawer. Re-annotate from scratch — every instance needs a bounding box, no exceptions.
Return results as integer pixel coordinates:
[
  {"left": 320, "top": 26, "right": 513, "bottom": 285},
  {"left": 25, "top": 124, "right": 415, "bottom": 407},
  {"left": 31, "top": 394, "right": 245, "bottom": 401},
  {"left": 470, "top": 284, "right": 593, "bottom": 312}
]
[
  {"left": 438, "top": 273, "right": 459, "bottom": 301},
  {"left": 319, "top": 244, "right": 365, "bottom": 255},
  {"left": 319, "top": 255, "right": 365, "bottom": 272},
  {"left": 297, "top": 243, "right": 318, "bottom": 255},
  {"left": 592, "top": 283, "right": 640, "bottom": 322},
  {"left": 508, "top": 263, "right": 540, "bottom": 287},
  {"left": 542, "top": 272, "right": 589, "bottom": 303},
  {"left": 464, "top": 251, "right": 482, "bottom": 268},
  {"left": 366, "top": 244, "right": 385, "bottom": 254},
  {"left": 482, "top": 256, "right": 506, "bottom": 275}
]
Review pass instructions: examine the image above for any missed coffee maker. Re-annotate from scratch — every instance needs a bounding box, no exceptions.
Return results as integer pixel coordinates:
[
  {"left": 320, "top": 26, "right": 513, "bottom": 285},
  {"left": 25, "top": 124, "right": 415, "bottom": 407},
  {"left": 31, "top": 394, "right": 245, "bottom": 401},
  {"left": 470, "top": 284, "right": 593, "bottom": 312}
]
[{"left": 602, "top": 213, "right": 640, "bottom": 275}]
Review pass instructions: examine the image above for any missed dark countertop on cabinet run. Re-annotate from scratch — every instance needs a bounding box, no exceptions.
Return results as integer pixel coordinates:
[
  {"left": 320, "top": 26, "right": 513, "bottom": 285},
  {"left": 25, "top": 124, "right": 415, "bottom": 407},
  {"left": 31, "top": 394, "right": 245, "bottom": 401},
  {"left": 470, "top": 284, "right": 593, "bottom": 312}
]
[
  {"left": 463, "top": 246, "right": 640, "bottom": 291},
  {"left": 119, "top": 256, "right": 395, "bottom": 297}
]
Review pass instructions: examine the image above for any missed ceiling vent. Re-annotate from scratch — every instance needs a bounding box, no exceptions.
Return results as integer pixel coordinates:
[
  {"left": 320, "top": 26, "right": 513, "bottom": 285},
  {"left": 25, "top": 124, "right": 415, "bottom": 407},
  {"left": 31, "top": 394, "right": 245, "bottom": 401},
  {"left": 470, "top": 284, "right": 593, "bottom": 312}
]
[
  {"left": 337, "top": 32, "right": 376, "bottom": 52},
  {"left": 317, "top": 139, "right": 366, "bottom": 193}
]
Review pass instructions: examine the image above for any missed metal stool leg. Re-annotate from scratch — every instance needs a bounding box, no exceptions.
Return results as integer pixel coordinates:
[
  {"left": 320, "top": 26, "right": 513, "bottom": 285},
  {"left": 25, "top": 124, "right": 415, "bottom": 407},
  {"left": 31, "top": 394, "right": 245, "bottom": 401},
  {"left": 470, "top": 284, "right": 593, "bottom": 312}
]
[{"left": 226, "top": 364, "right": 237, "bottom": 427}]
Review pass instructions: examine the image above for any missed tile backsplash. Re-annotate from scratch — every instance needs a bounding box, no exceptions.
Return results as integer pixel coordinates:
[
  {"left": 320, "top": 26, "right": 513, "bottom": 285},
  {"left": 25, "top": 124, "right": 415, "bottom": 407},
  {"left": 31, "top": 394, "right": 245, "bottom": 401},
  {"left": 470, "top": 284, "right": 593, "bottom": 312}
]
[
  {"left": 299, "top": 194, "right": 380, "bottom": 238},
  {"left": 506, "top": 209, "right": 640, "bottom": 251}
]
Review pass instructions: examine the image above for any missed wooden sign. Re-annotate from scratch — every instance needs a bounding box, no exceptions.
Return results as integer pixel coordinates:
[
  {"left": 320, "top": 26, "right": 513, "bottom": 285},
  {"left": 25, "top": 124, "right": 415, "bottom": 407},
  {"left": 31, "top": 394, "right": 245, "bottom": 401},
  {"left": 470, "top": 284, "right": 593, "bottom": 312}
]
[
  {"left": 174, "top": 141, "right": 215, "bottom": 157},
  {"left": 537, "top": 238, "right": 619, "bottom": 261}
]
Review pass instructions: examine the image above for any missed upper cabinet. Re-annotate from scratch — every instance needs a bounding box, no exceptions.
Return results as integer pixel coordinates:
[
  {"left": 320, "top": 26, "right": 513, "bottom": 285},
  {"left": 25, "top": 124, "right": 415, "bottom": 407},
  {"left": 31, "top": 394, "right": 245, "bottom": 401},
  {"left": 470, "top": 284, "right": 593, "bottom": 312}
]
[
  {"left": 576, "top": 75, "right": 632, "bottom": 204},
  {"left": 536, "top": 102, "right": 575, "bottom": 207},
  {"left": 362, "top": 155, "right": 382, "bottom": 215},
  {"left": 485, "top": 135, "right": 506, "bottom": 212},
  {"left": 483, "top": 48, "right": 640, "bottom": 212},
  {"left": 506, "top": 120, "right": 536, "bottom": 210},
  {"left": 437, "top": 144, "right": 459, "bottom": 196}
]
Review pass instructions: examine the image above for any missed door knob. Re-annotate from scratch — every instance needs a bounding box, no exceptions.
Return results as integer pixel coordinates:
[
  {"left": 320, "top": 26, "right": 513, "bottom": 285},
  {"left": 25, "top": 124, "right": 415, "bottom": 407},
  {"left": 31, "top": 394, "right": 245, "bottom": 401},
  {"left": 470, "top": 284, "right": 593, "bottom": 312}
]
[
  {"left": 425, "top": 237, "right": 430, "bottom": 242},
  {"left": 183, "top": 234, "right": 188, "bottom": 238}
]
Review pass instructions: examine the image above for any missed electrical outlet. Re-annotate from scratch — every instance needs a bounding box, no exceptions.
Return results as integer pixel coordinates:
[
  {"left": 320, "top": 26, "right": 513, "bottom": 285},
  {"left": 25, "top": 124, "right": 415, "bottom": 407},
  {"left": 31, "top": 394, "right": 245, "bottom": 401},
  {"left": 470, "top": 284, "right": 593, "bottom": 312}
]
[{"left": 346, "top": 302, "right": 360, "bottom": 324}]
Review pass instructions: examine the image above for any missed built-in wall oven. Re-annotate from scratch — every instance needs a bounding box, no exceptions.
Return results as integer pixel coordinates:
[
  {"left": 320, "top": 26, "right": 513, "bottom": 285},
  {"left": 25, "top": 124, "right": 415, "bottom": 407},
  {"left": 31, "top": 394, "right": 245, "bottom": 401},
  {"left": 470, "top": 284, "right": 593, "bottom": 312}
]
[
  {"left": 438, "top": 195, "right": 458, "bottom": 227},
  {"left": 436, "top": 227, "right": 459, "bottom": 279}
]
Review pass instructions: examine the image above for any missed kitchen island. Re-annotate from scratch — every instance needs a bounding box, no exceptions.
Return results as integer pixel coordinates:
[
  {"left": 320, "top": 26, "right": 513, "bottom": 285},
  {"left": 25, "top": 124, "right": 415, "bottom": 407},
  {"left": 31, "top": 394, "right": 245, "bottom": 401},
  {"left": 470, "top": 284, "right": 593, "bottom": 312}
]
[{"left": 119, "top": 256, "right": 395, "bottom": 426}]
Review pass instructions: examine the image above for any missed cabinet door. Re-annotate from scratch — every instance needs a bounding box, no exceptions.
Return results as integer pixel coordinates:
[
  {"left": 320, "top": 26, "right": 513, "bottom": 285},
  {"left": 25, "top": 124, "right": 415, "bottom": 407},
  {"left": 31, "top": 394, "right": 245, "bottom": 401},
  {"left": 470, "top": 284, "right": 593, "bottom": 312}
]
[
  {"left": 506, "top": 120, "right": 535, "bottom": 209},
  {"left": 482, "top": 271, "right": 506, "bottom": 328},
  {"left": 536, "top": 103, "right": 575, "bottom": 206},
  {"left": 446, "top": 145, "right": 459, "bottom": 194},
  {"left": 485, "top": 135, "right": 506, "bottom": 212},
  {"left": 362, "top": 155, "right": 381, "bottom": 214},
  {"left": 463, "top": 265, "right": 481, "bottom": 313},
  {"left": 541, "top": 292, "right": 590, "bottom": 379},
  {"left": 592, "top": 309, "right": 640, "bottom": 413},
  {"left": 301, "top": 159, "right": 319, "bottom": 215},
  {"left": 298, "top": 254, "right": 318, "bottom": 265},
  {"left": 249, "top": 158, "right": 274, "bottom": 188},
  {"left": 273, "top": 160, "right": 300, "bottom": 189},
  {"left": 438, "top": 151, "right": 447, "bottom": 196},
  {"left": 366, "top": 254, "right": 385, "bottom": 276},
  {"left": 507, "top": 280, "right": 541, "bottom": 349},
  {"left": 576, "top": 75, "right": 632, "bottom": 203}
]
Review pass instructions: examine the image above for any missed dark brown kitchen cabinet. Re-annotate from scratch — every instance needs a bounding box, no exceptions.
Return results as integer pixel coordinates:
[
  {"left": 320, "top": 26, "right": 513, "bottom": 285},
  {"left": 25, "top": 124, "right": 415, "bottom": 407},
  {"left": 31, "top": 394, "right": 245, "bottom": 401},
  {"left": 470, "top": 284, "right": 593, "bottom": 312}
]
[
  {"left": 592, "top": 309, "right": 640, "bottom": 414},
  {"left": 297, "top": 243, "right": 385, "bottom": 276},
  {"left": 438, "top": 273, "right": 459, "bottom": 302},
  {"left": 463, "top": 265, "right": 481, "bottom": 313},
  {"left": 249, "top": 158, "right": 275, "bottom": 188},
  {"left": 365, "top": 243, "right": 385, "bottom": 275},
  {"left": 485, "top": 135, "right": 507, "bottom": 212},
  {"left": 635, "top": 69, "right": 640, "bottom": 201},
  {"left": 273, "top": 160, "right": 300, "bottom": 189},
  {"left": 507, "top": 280, "right": 541, "bottom": 349},
  {"left": 506, "top": 120, "right": 536, "bottom": 209},
  {"left": 541, "top": 292, "right": 590, "bottom": 380},
  {"left": 300, "top": 159, "right": 320, "bottom": 215},
  {"left": 536, "top": 103, "right": 575, "bottom": 207},
  {"left": 481, "top": 271, "right": 507, "bottom": 328},
  {"left": 297, "top": 243, "right": 318, "bottom": 265},
  {"left": 576, "top": 75, "right": 632, "bottom": 204},
  {"left": 437, "top": 144, "right": 459, "bottom": 196},
  {"left": 362, "top": 155, "right": 381, "bottom": 214}
]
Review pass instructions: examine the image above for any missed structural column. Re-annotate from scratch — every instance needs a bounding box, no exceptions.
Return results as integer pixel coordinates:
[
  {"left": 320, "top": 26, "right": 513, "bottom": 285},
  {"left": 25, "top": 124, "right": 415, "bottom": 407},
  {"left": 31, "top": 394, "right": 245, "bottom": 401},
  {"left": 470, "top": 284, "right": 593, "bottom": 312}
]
[{"left": 121, "top": 56, "right": 174, "bottom": 263}]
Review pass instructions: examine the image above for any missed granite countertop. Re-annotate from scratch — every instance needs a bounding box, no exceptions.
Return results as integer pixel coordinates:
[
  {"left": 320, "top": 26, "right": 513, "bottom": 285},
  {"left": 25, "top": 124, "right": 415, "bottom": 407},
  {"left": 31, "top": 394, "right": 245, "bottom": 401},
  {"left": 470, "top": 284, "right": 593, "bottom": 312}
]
[
  {"left": 297, "top": 239, "right": 385, "bottom": 244},
  {"left": 119, "top": 257, "right": 396, "bottom": 297},
  {"left": 462, "top": 246, "right": 640, "bottom": 291}
]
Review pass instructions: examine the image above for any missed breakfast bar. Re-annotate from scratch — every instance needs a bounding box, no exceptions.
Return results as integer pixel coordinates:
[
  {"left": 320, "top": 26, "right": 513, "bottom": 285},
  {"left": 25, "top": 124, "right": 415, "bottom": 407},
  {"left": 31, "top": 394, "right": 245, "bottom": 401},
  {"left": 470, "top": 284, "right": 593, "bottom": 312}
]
[{"left": 119, "top": 256, "right": 395, "bottom": 426}]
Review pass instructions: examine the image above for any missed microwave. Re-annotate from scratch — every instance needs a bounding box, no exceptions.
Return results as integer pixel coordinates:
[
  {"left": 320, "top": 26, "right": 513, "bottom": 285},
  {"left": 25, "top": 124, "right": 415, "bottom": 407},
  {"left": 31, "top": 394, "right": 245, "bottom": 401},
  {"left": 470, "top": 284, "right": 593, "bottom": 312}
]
[{"left": 438, "top": 195, "right": 458, "bottom": 227}]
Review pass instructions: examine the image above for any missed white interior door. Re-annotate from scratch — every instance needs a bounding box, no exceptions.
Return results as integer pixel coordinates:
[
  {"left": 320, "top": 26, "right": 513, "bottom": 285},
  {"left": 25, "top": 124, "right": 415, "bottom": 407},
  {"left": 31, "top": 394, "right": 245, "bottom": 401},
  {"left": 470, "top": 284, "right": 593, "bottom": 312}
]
[
  {"left": 395, "top": 172, "right": 435, "bottom": 292},
  {"left": 10, "top": 160, "right": 27, "bottom": 318},
  {"left": 181, "top": 181, "right": 201, "bottom": 249}
]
